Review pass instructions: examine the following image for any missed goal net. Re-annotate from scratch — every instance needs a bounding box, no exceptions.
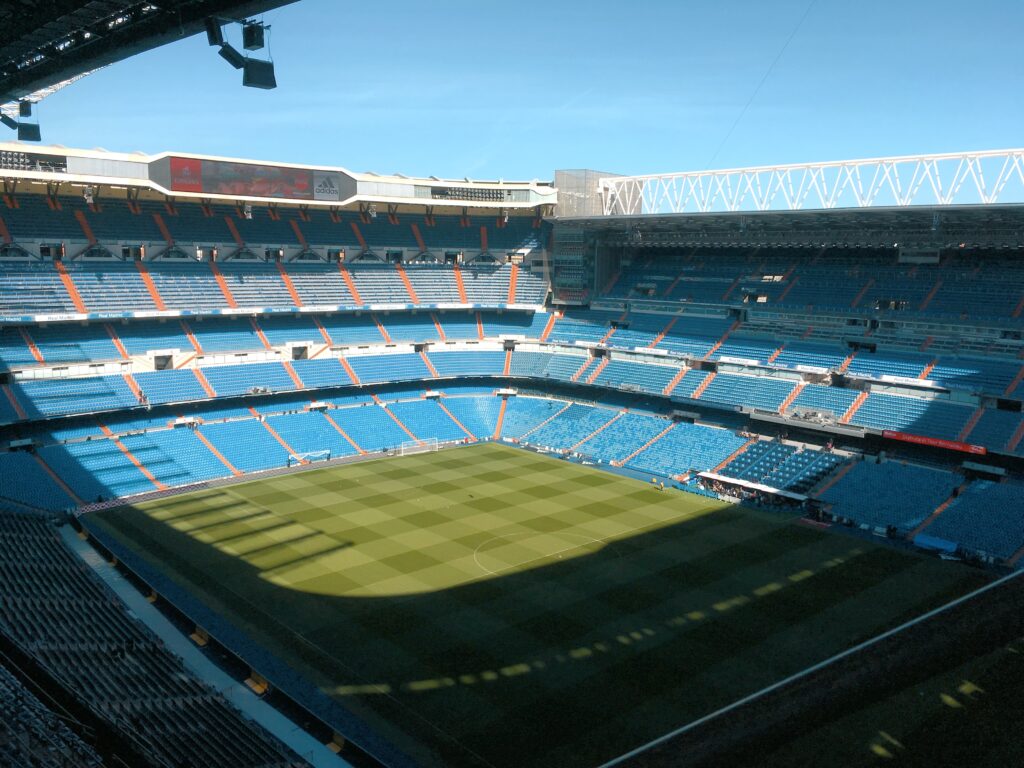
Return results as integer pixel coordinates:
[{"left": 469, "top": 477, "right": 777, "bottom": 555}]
[
  {"left": 287, "top": 449, "right": 331, "bottom": 467},
  {"left": 400, "top": 438, "right": 439, "bottom": 456}
]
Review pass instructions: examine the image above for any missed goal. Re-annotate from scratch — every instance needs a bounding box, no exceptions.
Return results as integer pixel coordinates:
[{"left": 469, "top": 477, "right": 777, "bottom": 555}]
[
  {"left": 400, "top": 438, "right": 439, "bottom": 456},
  {"left": 287, "top": 449, "right": 331, "bottom": 467}
]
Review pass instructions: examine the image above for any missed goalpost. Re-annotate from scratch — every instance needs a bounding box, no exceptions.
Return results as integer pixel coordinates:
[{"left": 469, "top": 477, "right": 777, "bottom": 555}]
[
  {"left": 400, "top": 437, "right": 439, "bottom": 456},
  {"left": 287, "top": 449, "right": 331, "bottom": 467}
]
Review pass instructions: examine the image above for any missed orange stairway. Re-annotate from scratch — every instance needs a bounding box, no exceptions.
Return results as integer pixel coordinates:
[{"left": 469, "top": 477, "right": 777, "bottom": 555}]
[
  {"left": 702, "top": 320, "right": 740, "bottom": 361},
  {"left": 371, "top": 395, "right": 420, "bottom": 443},
  {"left": 209, "top": 262, "right": 238, "bottom": 308},
  {"left": 615, "top": 422, "right": 676, "bottom": 466},
  {"left": 713, "top": 437, "right": 757, "bottom": 473},
  {"left": 339, "top": 357, "right": 361, "bottom": 385},
  {"left": 438, "top": 401, "right": 475, "bottom": 440},
  {"left": 105, "top": 324, "right": 129, "bottom": 359},
  {"left": 194, "top": 430, "right": 243, "bottom": 476},
  {"left": 520, "top": 402, "right": 572, "bottom": 440},
  {"left": 410, "top": 223, "right": 427, "bottom": 253},
  {"left": 493, "top": 397, "right": 508, "bottom": 439},
  {"left": 73, "top": 210, "right": 96, "bottom": 245},
  {"left": 850, "top": 278, "right": 874, "bottom": 308},
  {"left": 1004, "top": 364, "right": 1024, "bottom": 396},
  {"left": 570, "top": 411, "right": 623, "bottom": 452},
  {"left": 840, "top": 391, "right": 869, "bottom": 424},
  {"left": 539, "top": 313, "right": 558, "bottom": 342},
  {"left": 99, "top": 424, "right": 166, "bottom": 490},
  {"left": 349, "top": 222, "right": 368, "bottom": 252},
  {"left": 33, "top": 454, "right": 82, "bottom": 504},
  {"left": 250, "top": 408, "right": 305, "bottom": 462},
  {"left": 662, "top": 367, "right": 689, "bottom": 397},
  {"left": 53, "top": 261, "right": 88, "bottom": 313},
  {"left": 395, "top": 263, "right": 420, "bottom": 304},
  {"left": 570, "top": 357, "right": 593, "bottom": 382},
  {"left": 338, "top": 264, "right": 363, "bottom": 305},
  {"left": 453, "top": 265, "right": 468, "bottom": 303},
  {"left": 918, "top": 279, "right": 943, "bottom": 311},
  {"left": 778, "top": 381, "right": 806, "bottom": 414},
  {"left": 420, "top": 350, "right": 439, "bottom": 377},
  {"left": 192, "top": 368, "right": 216, "bottom": 398},
  {"left": 690, "top": 371, "right": 716, "bottom": 400},
  {"left": 224, "top": 216, "right": 244, "bottom": 247},
  {"left": 282, "top": 361, "right": 304, "bottom": 389},
  {"left": 585, "top": 357, "right": 609, "bottom": 384},
  {"left": 372, "top": 314, "right": 392, "bottom": 343},
  {"left": 2, "top": 384, "right": 28, "bottom": 420},
  {"left": 507, "top": 264, "right": 519, "bottom": 303},
  {"left": 908, "top": 483, "right": 968, "bottom": 539},
  {"left": 289, "top": 219, "right": 308, "bottom": 249},
  {"left": 648, "top": 316, "right": 678, "bottom": 348},
  {"left": 134, "top": 260, "right": 167, "bottom": 310},
  {"left": 321, "top": 411, "right": 365, "bottom": 454},
  {"left": 957, "top": 407, "right": 985, "bottom": 442},
  {"left": 18, "top": 327, "right": 44, "bottom": 364},
  {"left": 277, "top": 262, "right": 304, "bottom": 307},
  {"left": 1007, "top": 419, "right": 1024, "bottom": 453}
]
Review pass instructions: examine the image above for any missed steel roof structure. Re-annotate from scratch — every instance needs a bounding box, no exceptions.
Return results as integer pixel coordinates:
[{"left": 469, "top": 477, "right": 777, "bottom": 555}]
[
  {"left": 0, "top": 0, "right": 296, "bottom": 105},
  {"left": 601, "top": 150, "right": 1024, "bottom": 216}
]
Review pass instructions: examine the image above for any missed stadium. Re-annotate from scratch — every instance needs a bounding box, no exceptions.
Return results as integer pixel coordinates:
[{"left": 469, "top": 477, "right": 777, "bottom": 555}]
[{"left": 2, "top": 3, "right": 1024, "bottom": 768}]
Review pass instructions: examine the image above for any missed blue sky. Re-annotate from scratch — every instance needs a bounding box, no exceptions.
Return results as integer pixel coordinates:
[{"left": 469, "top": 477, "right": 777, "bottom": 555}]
[{"left": 26, "top": 0, "right": 1024, "bottom": 180}]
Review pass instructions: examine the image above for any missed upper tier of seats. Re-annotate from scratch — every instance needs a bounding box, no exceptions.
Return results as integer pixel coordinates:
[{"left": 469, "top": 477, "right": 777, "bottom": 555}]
[
  {"left": 0, "top": 260, "right": 547, "bottom": 316},
  {"left": 607, "top": 249, "right": 1024, "bottom": 322},
  {"left": 0, "top": 195, "right": 543, "bottom": 253}
]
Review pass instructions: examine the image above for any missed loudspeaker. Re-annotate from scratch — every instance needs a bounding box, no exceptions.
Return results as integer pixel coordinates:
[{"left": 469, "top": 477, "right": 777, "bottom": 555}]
[
  {"left": 18, "top": 101, "right": 31, "bottom": 117},
  {"left": 243, "top": 58, "right": 277, "bottom": 89},
  {"left": 17, "top": 123, "right": 40, "bottom": 142},
  {"left": 0, "top": 114, "right": 17, "bottom": 130},
  {"left": 204, "top": 18, "right": 224, "bottom": 46},
  {"left": 242, "top": 23, "right": 265, "bottom": 51},
  {"left": 218, "top": 44, "right": 246, "bottom": 70}
]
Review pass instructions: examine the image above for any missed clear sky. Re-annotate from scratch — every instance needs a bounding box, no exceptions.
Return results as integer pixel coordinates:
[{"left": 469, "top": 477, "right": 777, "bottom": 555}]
[{"left": 24, "top": 0, "right": 1024, "bottom": 180}]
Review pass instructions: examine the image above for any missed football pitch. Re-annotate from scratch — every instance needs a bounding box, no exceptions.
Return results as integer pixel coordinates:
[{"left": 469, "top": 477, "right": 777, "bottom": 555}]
[{"left": 86, "top": 443, "right": 989, "bottom": 768}]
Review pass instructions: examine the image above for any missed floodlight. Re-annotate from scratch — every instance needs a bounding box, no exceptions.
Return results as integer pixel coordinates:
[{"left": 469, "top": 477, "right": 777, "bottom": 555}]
[
  {"left": 204, "top": 18, "right": 224, "bottom": 46},
  {"left": 17, "top": 123, "right": 41, "bottom": 142},
  {"left": 243, "top": 58, "right": 276, "bottom": 89},
  {"left": 18, "top": 101, "right": 31, "bottom": 117},
  {"left": 218, "top": 43, "right": 246, "bottom": 70}
]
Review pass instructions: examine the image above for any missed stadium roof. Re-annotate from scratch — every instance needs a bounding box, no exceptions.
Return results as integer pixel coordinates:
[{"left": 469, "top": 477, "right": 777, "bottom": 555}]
[
  {"left": 0, "top": 0, "right": 296, "bottom": 105},
  {"left": 557, "top": 204, "right": 1024, "bottom": 250}
]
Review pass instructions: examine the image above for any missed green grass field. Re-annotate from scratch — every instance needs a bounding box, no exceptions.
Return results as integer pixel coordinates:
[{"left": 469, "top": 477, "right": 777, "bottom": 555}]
[{"left": 86, "top": 443, "right": 990, "bottom": 768}]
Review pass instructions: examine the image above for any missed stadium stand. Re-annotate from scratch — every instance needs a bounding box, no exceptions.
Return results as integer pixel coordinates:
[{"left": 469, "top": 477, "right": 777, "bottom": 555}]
[
  {"left": 0, "top": 660, "right": 104, "bottom": 767},
  {"left": 819, "top": 459, "right": 960, "bottom": 532},
  {"left": 0, "top": 507, "right": 301, "bottom": 768},
  {"left": 923, "top": 479, "right": 1024, "bottom": 559}
]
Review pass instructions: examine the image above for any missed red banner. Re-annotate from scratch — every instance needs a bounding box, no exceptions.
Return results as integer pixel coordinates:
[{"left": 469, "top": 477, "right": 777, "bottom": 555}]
[
  {"left": 882, "top": 430, "right": 986, "bottom": 455},
  {"left": 170, "top": 157, "right": 202, "bottom": 192}
]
